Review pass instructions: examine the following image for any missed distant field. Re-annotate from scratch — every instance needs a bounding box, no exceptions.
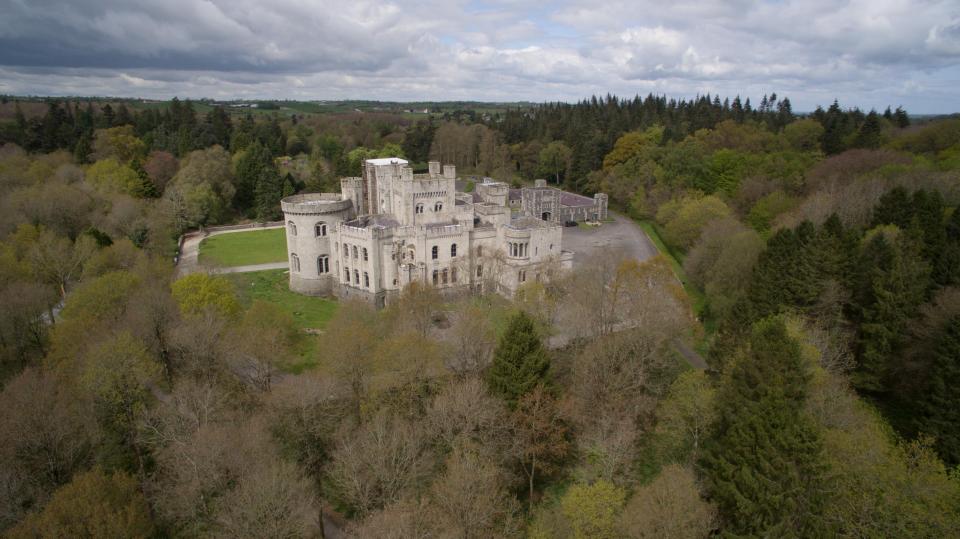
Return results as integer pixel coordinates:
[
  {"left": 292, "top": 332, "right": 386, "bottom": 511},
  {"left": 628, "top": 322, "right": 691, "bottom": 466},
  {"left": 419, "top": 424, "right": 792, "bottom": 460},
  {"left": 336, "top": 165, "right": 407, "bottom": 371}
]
[
  {"left": 198, "top": 228, "right": 287, "bottom": 267},
  {"left": 227, "top": 269, "right": 339, "bottom": 373}
]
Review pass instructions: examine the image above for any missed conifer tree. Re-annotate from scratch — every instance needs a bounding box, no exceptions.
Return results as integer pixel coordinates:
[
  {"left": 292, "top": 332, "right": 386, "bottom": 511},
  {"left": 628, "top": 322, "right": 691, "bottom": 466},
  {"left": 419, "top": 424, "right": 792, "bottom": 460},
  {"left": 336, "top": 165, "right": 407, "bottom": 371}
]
[
  {"left": 701, "top": 317, "right": 829, "bottom": 537},
  {"left": 914, "top": 315, "right": 960, "bottom": 466},
  {"left": 487, "top": 310, "right": 549, "bottom": 405}
]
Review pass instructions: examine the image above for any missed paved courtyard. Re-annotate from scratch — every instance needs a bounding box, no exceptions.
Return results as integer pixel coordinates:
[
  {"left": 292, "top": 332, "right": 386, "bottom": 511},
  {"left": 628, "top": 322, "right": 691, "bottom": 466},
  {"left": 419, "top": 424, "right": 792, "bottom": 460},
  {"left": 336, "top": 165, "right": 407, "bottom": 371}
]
[{"left": 560, "top": 211, "right": 659, "bottom": 265}]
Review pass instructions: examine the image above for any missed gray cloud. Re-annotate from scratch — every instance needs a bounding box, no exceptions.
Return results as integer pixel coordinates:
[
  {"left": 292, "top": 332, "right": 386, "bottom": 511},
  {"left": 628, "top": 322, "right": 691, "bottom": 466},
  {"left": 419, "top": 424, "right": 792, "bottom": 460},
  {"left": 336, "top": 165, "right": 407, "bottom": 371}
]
[{"left": 0, "top": 0, "right": 958, "bottom": 113}]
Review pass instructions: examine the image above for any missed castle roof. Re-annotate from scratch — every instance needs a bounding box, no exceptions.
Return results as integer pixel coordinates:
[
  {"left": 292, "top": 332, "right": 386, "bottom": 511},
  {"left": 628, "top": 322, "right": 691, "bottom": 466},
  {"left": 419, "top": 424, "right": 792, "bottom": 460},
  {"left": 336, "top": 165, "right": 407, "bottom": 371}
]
[{"left": 365, "top": 157, "right": 408, "bottom": 166}]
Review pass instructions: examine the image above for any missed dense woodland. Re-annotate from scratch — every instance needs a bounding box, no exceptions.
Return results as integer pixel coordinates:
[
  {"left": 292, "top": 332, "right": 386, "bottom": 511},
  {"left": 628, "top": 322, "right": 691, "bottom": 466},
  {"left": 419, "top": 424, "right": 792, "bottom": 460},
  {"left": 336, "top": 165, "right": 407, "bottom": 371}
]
[{"left": 1, "top": 93, "right": 959, "bottom": 537}]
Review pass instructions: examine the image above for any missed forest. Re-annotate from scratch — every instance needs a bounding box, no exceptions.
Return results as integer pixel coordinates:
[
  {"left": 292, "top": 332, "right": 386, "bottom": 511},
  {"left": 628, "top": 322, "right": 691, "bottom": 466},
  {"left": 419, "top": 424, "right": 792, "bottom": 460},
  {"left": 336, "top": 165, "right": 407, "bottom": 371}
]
[{"left": 0, "top": 93, "right": 959, "bottom": 537}]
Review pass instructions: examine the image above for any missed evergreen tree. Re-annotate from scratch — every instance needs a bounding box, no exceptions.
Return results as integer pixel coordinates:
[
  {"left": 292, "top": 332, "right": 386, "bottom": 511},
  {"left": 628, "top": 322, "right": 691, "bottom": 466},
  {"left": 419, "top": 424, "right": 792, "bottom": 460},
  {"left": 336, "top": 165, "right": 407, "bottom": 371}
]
[
  {"left": 854, "top": 110, "right": 883, "bottom": 149},
  {"left": 701, "top": 317, "right": 830, "bottom": 537},
  {"left": 855, "top": 232, "right": 931, "bottom": 392},
  {"left": 234, "top": 142, "right": 274, "bottom": 213},
  {"left": 894, "top": 106, "right": 910, "bottom": 128},
  {"left": 487, "top": 310, "right": 550, "bottom": 405},
  {"left": 914, "top": 315, "right": 960, "bottom": 466},
  {"left": 934, "top": 209, "right": 960, "bottom": 286},
  {"left": 871, "top": 186, "right": 913, "bottom": 229}
]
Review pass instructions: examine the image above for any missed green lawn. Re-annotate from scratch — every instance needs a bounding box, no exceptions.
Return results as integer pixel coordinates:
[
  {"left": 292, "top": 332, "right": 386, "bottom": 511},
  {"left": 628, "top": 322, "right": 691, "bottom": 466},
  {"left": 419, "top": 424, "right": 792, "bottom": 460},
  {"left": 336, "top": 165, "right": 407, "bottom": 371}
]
[
  {"left": 199, "top": 228, "right": 287, "bottom": 267},
  {"left": 226, "top": 269, "right": 339, "bottom": 373}
]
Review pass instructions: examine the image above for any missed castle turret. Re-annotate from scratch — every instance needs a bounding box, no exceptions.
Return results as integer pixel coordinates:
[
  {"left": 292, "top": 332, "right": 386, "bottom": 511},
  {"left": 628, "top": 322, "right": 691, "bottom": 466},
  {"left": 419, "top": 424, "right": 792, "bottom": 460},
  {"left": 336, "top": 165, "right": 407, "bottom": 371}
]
[
  {"left": 428, "top": 161, "right": 441, "bottom": 177},
  {"left": 281, "top": 193, "right": 354, "bottom": 296}
]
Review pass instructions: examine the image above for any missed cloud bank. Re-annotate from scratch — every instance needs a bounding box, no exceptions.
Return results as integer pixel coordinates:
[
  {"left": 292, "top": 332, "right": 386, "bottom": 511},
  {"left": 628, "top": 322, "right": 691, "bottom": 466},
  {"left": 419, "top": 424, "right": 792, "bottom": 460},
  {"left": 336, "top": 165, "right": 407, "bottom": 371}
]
[{"left": 0, "top": 0, "right": 957, "bottom": 113}]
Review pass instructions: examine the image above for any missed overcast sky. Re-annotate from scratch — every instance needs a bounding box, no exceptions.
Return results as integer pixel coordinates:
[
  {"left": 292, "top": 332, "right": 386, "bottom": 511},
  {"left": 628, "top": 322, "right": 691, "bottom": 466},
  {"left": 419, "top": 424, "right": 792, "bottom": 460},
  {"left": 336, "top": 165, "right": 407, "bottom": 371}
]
[{"left": 1, "top": 0, "right": 958, "bottom": 113}]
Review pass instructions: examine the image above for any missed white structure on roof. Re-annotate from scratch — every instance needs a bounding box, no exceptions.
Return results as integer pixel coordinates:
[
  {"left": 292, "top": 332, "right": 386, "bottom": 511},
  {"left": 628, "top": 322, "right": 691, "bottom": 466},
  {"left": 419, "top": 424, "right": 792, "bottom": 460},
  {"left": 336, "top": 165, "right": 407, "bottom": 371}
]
[{"left": 282, "top": 159, "right": 575, "bottom": 307}]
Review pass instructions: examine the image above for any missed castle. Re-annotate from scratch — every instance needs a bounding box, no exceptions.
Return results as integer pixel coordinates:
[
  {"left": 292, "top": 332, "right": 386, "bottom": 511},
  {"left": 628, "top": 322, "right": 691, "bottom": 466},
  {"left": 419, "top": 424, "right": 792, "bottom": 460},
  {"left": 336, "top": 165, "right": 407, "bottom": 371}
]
[{"left": 281, "top": 158, "right": 607, "bottom": 307}]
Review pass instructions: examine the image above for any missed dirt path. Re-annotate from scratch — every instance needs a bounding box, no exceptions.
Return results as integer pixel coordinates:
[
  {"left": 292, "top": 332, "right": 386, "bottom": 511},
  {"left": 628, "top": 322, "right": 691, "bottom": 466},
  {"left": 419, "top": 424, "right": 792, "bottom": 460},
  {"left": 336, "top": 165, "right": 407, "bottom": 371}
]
[{"left": 176, "top": 225, "right": 285, "bottom": 278}]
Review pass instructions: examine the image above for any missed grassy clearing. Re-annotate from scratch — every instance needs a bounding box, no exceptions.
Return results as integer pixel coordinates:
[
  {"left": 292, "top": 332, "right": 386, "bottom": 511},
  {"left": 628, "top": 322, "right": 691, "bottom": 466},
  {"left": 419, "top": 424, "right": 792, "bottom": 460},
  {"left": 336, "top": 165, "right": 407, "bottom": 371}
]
[
  {"left": 226, "top": 269, "right": 338, "bottom": 373},
  {"left": 199, "top": 228, "right": 287, "bottom": 267}
]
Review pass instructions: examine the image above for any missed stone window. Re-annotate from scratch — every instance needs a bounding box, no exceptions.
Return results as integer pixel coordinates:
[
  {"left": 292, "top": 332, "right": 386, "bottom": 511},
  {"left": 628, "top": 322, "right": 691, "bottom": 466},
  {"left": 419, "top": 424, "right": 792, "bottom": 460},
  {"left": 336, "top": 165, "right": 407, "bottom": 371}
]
[
  {"left": 363, "top": 272, "right": 370, "bottom": 288},
  {"left": 450, "top": 243, "right": 457, "bottom": 257},
  {"left": 317, "top": 255, "right": 329, "bottom": 274},
  {"left": 352, "top": 245, "right": 358, "bottom": 259},
  {"left": 442, "top": 269, "right": 449, "bottom": 284},
  {"left": 343, "top": 244, "right": 348, "bottom": 257},
  {"left": 432, "top": 269, "right": 439, "bottom": 286},
  {"left": 434, "top": 201, "right": 443, "bottom": 212},
  {"left": 477, "top": 265, "right": 483, "bottom": 278},
  {"left": 363, "top": 247, "right": 368, "bottom": 261},
  {"left": 416, "top": 203, "right": 424, "bottom": 214},
  {"left": 288, "top": 221, "right": 297, "bottom": 236},
  {"left": 518, "top": 270, "right": 526, "bottom": 283},
  {"left": 344, "top": 267, "right": 350, "bottom": 281},
  {"left": 353, "top": 269, "right": 359, "bottom": 285},
  {"left": 432, "top": 245, "right": 438, "bottom": 260},
  {"left": 290, "top": 253, "right": 300, "bottom": 272},
  {"left": 315, "top": 222, "right": 327, "bottom": 237}
]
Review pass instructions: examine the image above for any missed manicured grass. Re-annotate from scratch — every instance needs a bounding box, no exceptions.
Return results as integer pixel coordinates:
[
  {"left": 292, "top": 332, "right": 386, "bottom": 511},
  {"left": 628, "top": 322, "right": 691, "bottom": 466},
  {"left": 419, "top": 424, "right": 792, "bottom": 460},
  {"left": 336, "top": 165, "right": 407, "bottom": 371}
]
[
  {"left": 227, "top": 269, "right": 338, "bottom": 329},
  {"left": 199, "top": 228, "right": 287, "bottom": 267},
  {"left": 226, "top": 269, "right": 339, "bottom": 372}
]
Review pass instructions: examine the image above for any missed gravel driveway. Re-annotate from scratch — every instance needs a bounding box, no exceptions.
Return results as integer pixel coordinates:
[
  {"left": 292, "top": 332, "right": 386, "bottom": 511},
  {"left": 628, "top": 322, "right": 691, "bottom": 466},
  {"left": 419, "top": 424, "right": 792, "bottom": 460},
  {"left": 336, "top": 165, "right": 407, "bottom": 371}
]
[{"left": 561, "top": 211, "right": 659, "bottom": 265}]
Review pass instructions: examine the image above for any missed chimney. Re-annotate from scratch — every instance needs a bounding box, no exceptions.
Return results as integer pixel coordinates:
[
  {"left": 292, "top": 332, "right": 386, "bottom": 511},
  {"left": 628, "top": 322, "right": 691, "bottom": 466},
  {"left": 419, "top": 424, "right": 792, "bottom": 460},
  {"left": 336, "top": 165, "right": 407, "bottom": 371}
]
[
  {"left": 443, "top": 164, "right": 456, "bottom": 180},
  {"left": 428, "top": 161, "right": 441, "bottom": 177}
]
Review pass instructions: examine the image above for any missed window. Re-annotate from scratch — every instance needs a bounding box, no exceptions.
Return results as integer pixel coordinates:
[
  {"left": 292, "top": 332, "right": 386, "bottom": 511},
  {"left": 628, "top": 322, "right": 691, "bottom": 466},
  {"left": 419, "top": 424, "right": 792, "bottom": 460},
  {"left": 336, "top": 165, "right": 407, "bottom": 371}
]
[
  {"left": 450, "top": 243, "right": 457, "bottom": 257},
  {"left": 451, "top": 267, "right": 458, "bottom": 283},
  {"left": 416, "top": 203, "right": 424, "bottom": 214},
  {"left": 518, "top": 270, "right": 526, "bottom": 283},
  {"left": 363, "top": 247, "right": 368, "bottom": 261},
  {"left": 442, "top": 269, "right": 449, "bottom": 284},
  {"left": 315, "top": 222, "right": 327, "bottom": 237},
  {"left": 434, "top": 201, "right": 443, "bottom": 212},
  {"left": 353, "top": 270, "right": 359, "bottom": 285},
  {"left": 432, "top": 270, "right": 439, "bottom": 286},
  {"left": 352, "top": 245, "right": 358, "bottom": 259},
  {"left": 393, "top": 278, "right": 398, "bottom": 286},
  {"left": 432, "top": 245, "right": 438, "bottom": 260},
  {"left": 290, "top": 253, "right": 300, "bottom": 272},
  {"left": 363, "top": 272, "right": 370, "bottom": 288},
  {"left": 317, "top": 255, "right": 329, "bottom": 274},
  {"left": 477, "top": 265, "right": 483, "bottom": 278},
  {"left": 288, "top": 221, "right": 297, "bottom": 236},
  {"left": 549, "top": 243, "right": 553, "bottom": 250},
  {"left": 343, "top": 244, "right": 348, "bottom": 257},
  {"left": 344, "top": 267, "right": 350, "bottom": 281}
]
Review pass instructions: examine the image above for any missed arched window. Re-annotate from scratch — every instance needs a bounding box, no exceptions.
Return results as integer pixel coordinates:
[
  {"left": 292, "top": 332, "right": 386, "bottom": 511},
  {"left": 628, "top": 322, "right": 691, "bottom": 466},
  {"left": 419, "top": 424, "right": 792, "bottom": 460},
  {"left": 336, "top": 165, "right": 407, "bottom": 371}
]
[
  {"left": 317, "top": 255, "right": 329, "bottom": 274},
  {"left": 450, "top": 243, "right": 457, "bottom": 257},
  {"left": 343, "top": 244, "right": 348, "bottom": 257},
  {"left": 290, "top": 253, "right": 300, "bottom": 272},
  {"left": 432, "top": 246, "right": 438, "bottom": 260},
  {"left": 352, "top": 245, "right": 358, "bottom": 259},
  {"left": 315, "top": 222, "right": 327, "bottom": 237},
  {"left": 434, "top": 201, "right": 443, "bottom": 212},
  {"left": 288, "top": 221, "right": 297, "bottom": 236},
  {"left": 442, "top": 269, "right": 449, "bottom": 284},
  {"left": 477, "top": 246, "right": 482, "bottom": 257},
  {"left": 353, "top": 269, "right": 359, "bottom": 284},
  {"left": 344, "top": 267, "right": 350, "bottom": 281},
  {"left": 416, "top": 203, "right": 424, "bottom": 214},
  {"left": 477, "top": 265, "right": 483, "bottom": 278},
  {"left": 432, "top": 270, "right": 439, "bottom": 285},
  {"left": 363, "top": 272, "right": 370, "bottom": 288},
  {"left": 362, "top": 247, "right": 368, "bottom": 261}
]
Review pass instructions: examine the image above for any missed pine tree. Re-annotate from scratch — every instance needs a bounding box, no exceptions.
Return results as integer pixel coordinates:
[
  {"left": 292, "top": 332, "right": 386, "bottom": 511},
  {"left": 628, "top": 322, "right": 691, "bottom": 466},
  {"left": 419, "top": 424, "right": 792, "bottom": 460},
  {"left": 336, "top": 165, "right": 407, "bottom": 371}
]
[
  {"left": 934, "top": 209, "right": 960, "bottom": 286},
  {"left": 855, "top": 232, "right": 931, "bottom": 392},
  {"left": 855, "top": 110, "right": 883, "bottom": 148},
  {"left": 871, "top": 186, "right": 913, "bottom": 229},
  {"left": 914, "top": 316, "right": 960, "bottom": 466},
  {"left": 702, "top": 317, "right": 829, "bottom": 537},
  {"left": 487, "top": 310, "right": 550, "bottom": 405}
]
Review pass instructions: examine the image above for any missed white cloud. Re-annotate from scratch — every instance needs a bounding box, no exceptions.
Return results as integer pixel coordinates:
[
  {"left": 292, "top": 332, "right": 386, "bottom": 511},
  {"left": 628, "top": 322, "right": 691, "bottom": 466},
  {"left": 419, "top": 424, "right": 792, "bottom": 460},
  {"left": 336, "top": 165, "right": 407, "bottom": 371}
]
[{"left": 0, "top": 0, "right": 957, "bottom": 112}]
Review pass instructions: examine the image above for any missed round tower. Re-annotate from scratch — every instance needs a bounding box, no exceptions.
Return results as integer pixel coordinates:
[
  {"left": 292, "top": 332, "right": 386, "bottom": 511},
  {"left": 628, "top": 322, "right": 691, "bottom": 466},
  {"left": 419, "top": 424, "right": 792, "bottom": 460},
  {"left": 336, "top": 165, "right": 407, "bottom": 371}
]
[{"left": 281, "top": 193, "right": 353, "bottom": 296}]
